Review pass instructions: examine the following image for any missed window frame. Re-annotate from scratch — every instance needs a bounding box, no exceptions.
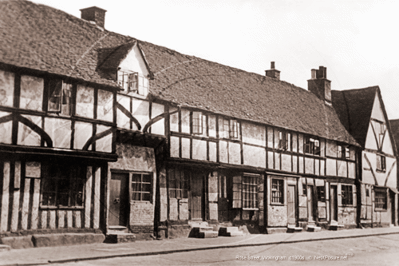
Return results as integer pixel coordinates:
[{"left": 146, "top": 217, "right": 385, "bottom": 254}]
[
  {"left": 192, "top": 111, "right": 203, "bottom": 135},
  {"left": 47, "top": 80, "right": 72, "bottom": 116},
  {"left": 376, "top": 154, "right": 386, "bottom": 172},
  {"left": 232, "top": 174, "right": 259, "bottom": 210},
  {"left": 271, "top": 178, "right": 284, "bottom": 205},
  {"left": 168, "top": 169, "right": 189, "bottom": 199},
  {"left": 40, "top": 163, "right": 85, "bottom": 209},
  {"left": 341, "top": 185, "right": 353, "bottom": 206},
  {"left": 131, "top": 172, "right": 153, "bottom": 202},
  {"left": 304, "top": 136, "right": 320, "bottom": 156},
  {"left": 374, "top": 188, "right": 387, "bottom": 211}
]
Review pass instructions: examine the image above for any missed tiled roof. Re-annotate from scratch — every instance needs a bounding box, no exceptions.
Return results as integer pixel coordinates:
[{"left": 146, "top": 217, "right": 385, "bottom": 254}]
[
  {"left": 389, "top": 119, "right": 399, "bottom": 153},
  {"left": 332, "top": 86, "right": 397, "bottom": 156},
  {"left": 331, "top": 87, "right": 377, "bottom": 147},
  {"left": 0, "top": 0, "right": 358, "bottom": 145}
]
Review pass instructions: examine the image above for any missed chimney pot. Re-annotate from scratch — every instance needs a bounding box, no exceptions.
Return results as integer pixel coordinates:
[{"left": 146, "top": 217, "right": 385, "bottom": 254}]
[
  {"left": 308, "top": 66, "right": 331, "bottom": 104},
  {"left": 80, "top": 6, "right": 107, "bottom": 28},
  {"left": 311, "top": 69, "right": 317, "bottom": 79},
  {"left": 265, "top": 61, "right": 280, "bottom": 80}
]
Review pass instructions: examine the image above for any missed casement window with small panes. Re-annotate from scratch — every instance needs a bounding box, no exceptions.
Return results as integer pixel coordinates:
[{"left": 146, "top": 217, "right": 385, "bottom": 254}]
[
  {"left": 48, "top": 80, "right": 72, "bottom": 116},
  {"left": 376, "top": 154, "right": 386, "bottom": 172},
  {"left": 192, "top": 111, "right": 203, "bottom": 134},
  {"left": 338, "top": 145, "right": 350, "bottom": 159},
  {"left": 341, "top": 185, "right": 353, "bottom": 205},
  {"left": 219, "top": 118, "right": 239, "bottom": 139},
  {"left": 304, "top": 137, "right": 320, "bottom": 155},
  {"left": 168, "top": 168, "right": 189, "bottom": 199},
  {"left": 131, "top": 173, "right": 152, "bottom": 202},
  {"left": 271, "top": 179, "right": 284, "bottom": 204},
  {"left": 118, "top": 70, "right": 148, "bottom": 96},
  {"left": 277, "top": 131, "right": 291, "bottom": 151},
  {"left": 232, "top": 174, "right": 258, "bottom": 209},
  {"left": 375, "top": 188, "right": 387, "bottom": 210}
]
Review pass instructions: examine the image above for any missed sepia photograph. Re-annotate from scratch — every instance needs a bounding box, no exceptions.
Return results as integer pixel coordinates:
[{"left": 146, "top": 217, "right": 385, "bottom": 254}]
[{"left": 0, "top": 0, "right": 399, "bottom": 265}]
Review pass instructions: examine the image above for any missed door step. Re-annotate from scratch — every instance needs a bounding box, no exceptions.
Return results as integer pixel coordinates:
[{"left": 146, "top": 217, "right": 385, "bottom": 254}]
[
  {"left": 105, "top": 232, "right": 136, "bottom": 243},
  {"left": 219, "top": 227, "right": 244, "bottom": 237},
  {"left": 328, "top": 224, "right": 345, "bottom": 231},
  {"left": 190, "top": 227, "right": 218, "bottom": 238},
  {"left": 107, "top": 226, "right": 128, "bottom": 234},
  {"left": 287, "top": 225, "right": 303, "bottom": 233},
  {"left": 306, "top": 225, "right": 321, "bottom": 232}
]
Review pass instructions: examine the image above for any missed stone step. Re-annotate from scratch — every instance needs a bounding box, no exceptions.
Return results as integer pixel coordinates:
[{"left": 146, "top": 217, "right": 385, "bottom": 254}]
[
  {"left": 197, "top": 231, "right": 218, "bottom": 238},
  {"left": 105, "top": 232, "right": 136, "bottom": 243},
  {"left": 287, "top": 226, "right": 303, "bottom": 233},
  {"left": 108, "top": 226, "right": 128, "bottom": 234},
  {"left": 328, "top": 224, "right": 345, "bottom": 231},
  {"left": 306, "top": 225, "right": 322, "bottom": 232},
  {"left": 190, "top": 227, "right": 216, "bottom": 238},
  {"left": 219, "top": 227, "right": 243, "bottom": 236},
  {"left": 0, "top": 244, "right": 11, "bottom": 252}
]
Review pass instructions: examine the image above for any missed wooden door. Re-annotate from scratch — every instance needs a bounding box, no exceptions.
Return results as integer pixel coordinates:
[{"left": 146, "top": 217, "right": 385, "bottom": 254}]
[
  {"left": 307, "top": 185, "right": 314, "bottom": 222},
  {"left": 218, "top": 175, "right": 229, "bottom": 222},
  {"left": 287, "top": 185, "right": 296, "bottom": 225},
  {"left": 109, "top": 173, "right": 129, "bottom": 226},
  {"left": 330, "top": 185, "right": 338, "bottom": 222},
  {"left": 190, "top": 173, "right": 203, "bottom": 220}
]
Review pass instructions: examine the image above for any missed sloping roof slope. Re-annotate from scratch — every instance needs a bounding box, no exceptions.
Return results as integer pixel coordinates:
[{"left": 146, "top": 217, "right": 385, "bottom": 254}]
[
  {"left": 389, "top": 119, "right": 399, "bottom": 154},
  {"left": 0, "top": 0, "right": 358, "bottom": 145},
  {"left": 331, "top": 87, "right": 377, "bottom": 147}
]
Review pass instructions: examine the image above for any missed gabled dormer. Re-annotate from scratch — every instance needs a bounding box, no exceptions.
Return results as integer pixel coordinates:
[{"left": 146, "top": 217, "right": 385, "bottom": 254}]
[{"left": 98, "top": 41, "right": 152, "bottom": 97}]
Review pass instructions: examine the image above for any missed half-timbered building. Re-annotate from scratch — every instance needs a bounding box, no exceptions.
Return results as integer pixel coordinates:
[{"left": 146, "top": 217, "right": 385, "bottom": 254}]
[
  {"left": 0, "top": 0, "right": 369, "bottom": 246},
  {"left": 333, "top": 87, "right": 398, "bottom": 227}
]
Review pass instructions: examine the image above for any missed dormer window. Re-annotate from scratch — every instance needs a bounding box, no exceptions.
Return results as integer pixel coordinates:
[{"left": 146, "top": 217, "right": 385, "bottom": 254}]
[{"left": 118, "top": 70, "right": 148, "bottom": 96}]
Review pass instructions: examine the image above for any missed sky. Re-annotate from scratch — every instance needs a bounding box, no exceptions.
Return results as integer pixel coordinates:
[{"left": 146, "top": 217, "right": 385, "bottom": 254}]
[{"left": 35, "top": 0, "right": 399, "bottom": 119}]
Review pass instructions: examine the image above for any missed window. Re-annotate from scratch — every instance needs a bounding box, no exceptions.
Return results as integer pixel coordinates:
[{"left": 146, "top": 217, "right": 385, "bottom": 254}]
[
  {"left": 192, "top": 111, "right": 203, "bottom": 134},
  {"left": 132, "top": 173, "right": 152, "bottom": 201},
  {"left": 304, "top": 137, "right": 320, "bottom": 155},
  {"left": 20, "top": 75, "right": 44, "bottom": 111},
  {"left": 76, "top": 85, "right": 94, "bottom": 118},
  {"left": 48, "top": 80, "right": 72, "bottom": 116},
  {"left": 375, "top": 188, "right": 387, "bottom": 210},
  {"left": 317, "top": 186, "right": 325, "bottom": 202},
  {"left": 0, "top": 69, "right": 14, "bottom": 107},
  {"left": 376, "top": 155, "right": 386, "bottom": 172},
  {"left": 41, "top": 163, "right": 84, "bottom": 207},
  {"left": 341, "top": 185, "right": 353, "bottom": 205},
  {"left": 338, "top": 145, "right": 350, "bottom": 159},
  {"left": 118, "top": 71, "right": 148, "bottom": 95},
  {"left": 230, "top": 120, "right": 239, "bottom": 139},
  {"left": 219, "top": 118, "right": 240, "bottom": 139},
  {"left": 242, "top": 175, "right": 257, "bottom": 209},
  {"left": 277, "top": 131, "right": 291, "bottom": 151},
  {"left": 168, "top": 169, "right": 189, "bottom": 199},
  {"left": 271, "top": 179, "right": 284, "bottom": 204},
  {"left": 232, "top": 174, "right": 259, "bottom": 209}
]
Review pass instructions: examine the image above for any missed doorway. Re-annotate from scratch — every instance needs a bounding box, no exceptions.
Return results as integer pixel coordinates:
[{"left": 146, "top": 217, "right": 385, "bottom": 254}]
[
  {"left": 330, "top": 185, "right": 338, "bottom": 222},
  {"left": 390, "top": 191, "right": 395, "bottom": 225},
  {"left": 287, "top": 185, "right": 297, "bottom": 225},
  {"left": 307, "top": 185, "right": 314, "bottom": 222},
  {"left": 218, "top": 175, "right": 229, "bottom": 222},
  {"left": 109, "top": 173, "right": 129, "bottom": 227},
  {"left": 190, "top": 172, "right": 204, "bottom": 220}
]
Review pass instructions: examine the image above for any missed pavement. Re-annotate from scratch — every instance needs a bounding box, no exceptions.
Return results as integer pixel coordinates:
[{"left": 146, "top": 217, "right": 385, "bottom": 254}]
[{"left": 1, "top": 227, "right": 399, "bottom": 266}]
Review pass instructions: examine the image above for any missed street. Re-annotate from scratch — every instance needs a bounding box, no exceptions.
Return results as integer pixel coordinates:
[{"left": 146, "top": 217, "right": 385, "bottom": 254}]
[{"left": 55, "top": 234, "right": 399, "bottom": 266}]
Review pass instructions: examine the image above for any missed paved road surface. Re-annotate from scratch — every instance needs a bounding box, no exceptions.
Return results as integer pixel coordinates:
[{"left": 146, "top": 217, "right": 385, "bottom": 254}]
[{"left": 55, "top": 234, "right": 399, "bottom": 266}]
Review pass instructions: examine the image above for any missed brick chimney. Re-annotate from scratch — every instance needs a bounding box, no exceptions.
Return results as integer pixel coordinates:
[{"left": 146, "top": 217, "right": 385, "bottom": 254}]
[
  {"left": 308, "top": 66, "right": 331, "bottom": 104},
  {"left": 265, "top": 61, "right": 280, "bottom": 80},
  {"left": 80, "top": 6, "right": 107, "bottom": 28}
]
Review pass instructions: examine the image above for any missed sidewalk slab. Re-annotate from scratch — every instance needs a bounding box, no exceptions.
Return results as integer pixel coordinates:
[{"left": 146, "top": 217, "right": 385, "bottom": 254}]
[{"left": 1, "top": 227, "right": 399, "bottom": 265}]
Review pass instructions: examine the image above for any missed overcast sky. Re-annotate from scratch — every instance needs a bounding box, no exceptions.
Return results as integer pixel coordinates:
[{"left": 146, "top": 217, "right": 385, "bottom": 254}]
[{"left": 35, "top": 0, "right": 399, "bottom": 119}]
